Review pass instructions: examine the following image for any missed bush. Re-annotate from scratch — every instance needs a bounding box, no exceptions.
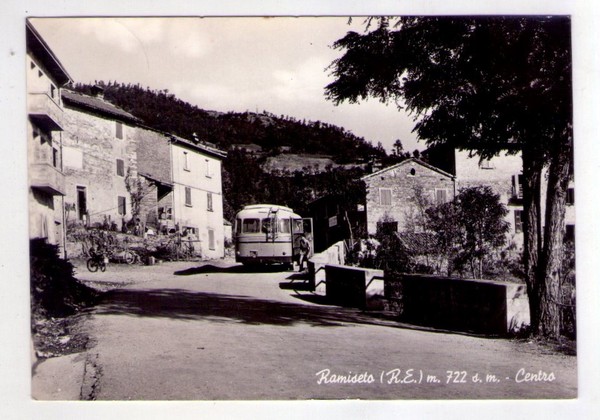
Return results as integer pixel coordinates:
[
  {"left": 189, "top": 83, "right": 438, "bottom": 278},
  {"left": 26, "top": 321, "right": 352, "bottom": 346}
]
[{"left": 30, "top": 239, "right": 98, "bottom": 320}]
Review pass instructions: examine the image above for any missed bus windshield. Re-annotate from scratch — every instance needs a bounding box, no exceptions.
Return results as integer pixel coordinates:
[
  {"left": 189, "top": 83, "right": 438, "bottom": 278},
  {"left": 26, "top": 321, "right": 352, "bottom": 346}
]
[
  {"left": 242, "top": 218, "right": 260, "bottom": 233},
  {"left": 278, "top": 219, "right": 291, "bottom": 234}
]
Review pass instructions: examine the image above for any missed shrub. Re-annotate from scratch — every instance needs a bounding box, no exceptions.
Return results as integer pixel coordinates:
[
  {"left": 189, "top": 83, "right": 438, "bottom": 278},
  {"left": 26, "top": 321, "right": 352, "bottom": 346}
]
[{"left": 30, "top": 239, "right": 98, "bottom": 320}]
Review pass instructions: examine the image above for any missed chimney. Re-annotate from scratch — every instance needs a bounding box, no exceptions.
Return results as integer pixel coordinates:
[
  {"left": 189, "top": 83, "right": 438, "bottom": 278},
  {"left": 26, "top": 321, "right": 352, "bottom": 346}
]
[{"left": 91, "top": 84, "right": 105, "bottom": 99}]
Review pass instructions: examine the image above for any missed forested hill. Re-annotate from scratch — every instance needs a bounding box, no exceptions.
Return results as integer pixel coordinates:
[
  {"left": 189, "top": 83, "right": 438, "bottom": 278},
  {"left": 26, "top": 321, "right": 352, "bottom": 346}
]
[{"left": 72, "top": 81, "right": 386, "bottom": 163}]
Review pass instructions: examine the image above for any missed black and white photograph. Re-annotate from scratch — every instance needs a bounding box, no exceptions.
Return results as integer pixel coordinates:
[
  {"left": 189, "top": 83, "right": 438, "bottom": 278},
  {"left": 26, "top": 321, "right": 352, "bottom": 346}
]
[{"left": 3, "top": 1, "right": 600, "bottom": 418}]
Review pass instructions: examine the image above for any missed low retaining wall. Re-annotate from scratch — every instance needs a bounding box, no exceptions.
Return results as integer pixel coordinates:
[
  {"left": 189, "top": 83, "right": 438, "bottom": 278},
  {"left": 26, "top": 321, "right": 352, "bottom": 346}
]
[
  {"left": 324, "top": 264, "right": 385, "bottom": 310},
  {"left": 308, "top": 241, "right": 346, "bottom": 295},
  {"left": 388, "top": 274, "right": 530, "bottom": 335}
]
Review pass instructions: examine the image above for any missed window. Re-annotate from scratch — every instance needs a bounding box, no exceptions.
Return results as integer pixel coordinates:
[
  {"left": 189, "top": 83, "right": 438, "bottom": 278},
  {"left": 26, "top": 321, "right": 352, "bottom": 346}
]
[
  {"left": 205, "top": 159, "right": 211, "bottom": 178},
  {"left": 185, "top": 187, "right": 192, "bottom": 207},
  {"left": 183, "top": 151, "right": 190, "bottom": 171},
  {"left": 565, "top": 224, "right": 575, "bottom": 242},
  {"left": 261, "top": 218, "right": 274, "bottom": 234},
  {"left": 116, "top": 159, "right": 125, "bottom": 177},
  {"left": 566, "top": 188, "right": 575, "bottom": 205},
  {"left": 435, "top": 189, "right": 447, "bottom": 205},
  {"left": 115, "top": 122, "right": 123, "bottom": 139},
  {"left": 50, "top": 84, "right": 56, "bottom": 100},
  {"left": 514, "top": 210, "right": 523, "bottom": 233},
  {"left": 409, "top": 168, "right": 416, "bottom": 176},
  {"left": 242, "top": 218, "right": 260, "bottom": 233},
  {"left": 118, "top": 196, "right": 126, "bottom": 216},
  {"left": 278, "top": 219, "right": 291, "bottom": 234},
  {"left": 52, "top": 147, "right": 59, "bottom": 168},
  {"left": 512, "top": 174, "right": 524, "bottom": 199},
  {"left": 379, "top": 188, "right": 392, "bottom": 206},
  {"left": 207, "top": 192, "right": 213, "bottom": 211},
  {"left": 77, "top": 186, "right": 87, "bottom": 220},
  {"left": 379, "top": 221, "right": 398, "bottom": 235},
  {"left": 480, "top": 159, "right": 495, "bottom": 169},
  {"left": 117, "top": 197, "right": 127, "bottom": 216},
  {"left": 208, "top": 229, "right": 215, "bottom": 250}
]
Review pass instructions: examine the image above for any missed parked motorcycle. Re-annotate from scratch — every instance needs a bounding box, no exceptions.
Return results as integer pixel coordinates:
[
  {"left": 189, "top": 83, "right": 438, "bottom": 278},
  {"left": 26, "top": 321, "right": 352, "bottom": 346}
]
[{"left": 87, "top": 247, "right": 108, "bottom": 272}]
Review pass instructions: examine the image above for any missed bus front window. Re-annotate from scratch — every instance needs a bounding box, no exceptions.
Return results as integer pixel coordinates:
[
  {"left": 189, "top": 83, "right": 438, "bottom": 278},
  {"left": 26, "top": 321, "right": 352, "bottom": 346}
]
[
  {"left": 292, "top": 219, "right": 303, "bottom": 234},
  {"left": 279, "top": 219, "right": 291, "bottom": 234},
  {"left": 242, "top": 218, "right": 260, "bottom": 233}
]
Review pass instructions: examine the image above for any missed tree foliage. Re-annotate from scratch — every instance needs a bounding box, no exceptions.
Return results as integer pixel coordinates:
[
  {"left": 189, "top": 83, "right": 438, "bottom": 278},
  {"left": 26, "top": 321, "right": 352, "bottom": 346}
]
[
  {"left": 326, "top": 17, "right": 573, "bottom": 338},
  {"left": 222, "top": 148, "right": 367, "bottom": 221},
  {"left": 72, "top": 81, "right": 386, "bottom": 163}
]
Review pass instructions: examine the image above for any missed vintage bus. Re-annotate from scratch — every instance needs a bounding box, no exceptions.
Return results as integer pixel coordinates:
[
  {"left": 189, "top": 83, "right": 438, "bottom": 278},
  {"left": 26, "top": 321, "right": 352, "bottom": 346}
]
[{"left": 234, "top": 204, "right": 313, "bottom": 268}]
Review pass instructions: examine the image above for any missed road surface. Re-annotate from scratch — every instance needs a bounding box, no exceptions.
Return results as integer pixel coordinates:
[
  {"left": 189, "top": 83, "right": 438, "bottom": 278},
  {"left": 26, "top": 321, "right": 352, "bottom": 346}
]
[{"left": 66, "top": 260, "right": 577, "bottom": 400}]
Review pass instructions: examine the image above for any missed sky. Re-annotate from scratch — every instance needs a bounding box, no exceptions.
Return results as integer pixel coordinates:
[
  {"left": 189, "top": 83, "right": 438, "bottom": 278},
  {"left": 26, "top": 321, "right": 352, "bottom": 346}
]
[{"left": 31, "top": 17, "right": 421, "bottom": 153}]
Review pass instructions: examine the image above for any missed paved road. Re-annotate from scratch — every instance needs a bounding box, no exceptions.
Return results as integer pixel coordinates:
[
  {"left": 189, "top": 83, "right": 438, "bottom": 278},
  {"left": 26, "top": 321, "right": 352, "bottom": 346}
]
[{"left": 73, "top": 260, "right": 576, "bottom": 400}]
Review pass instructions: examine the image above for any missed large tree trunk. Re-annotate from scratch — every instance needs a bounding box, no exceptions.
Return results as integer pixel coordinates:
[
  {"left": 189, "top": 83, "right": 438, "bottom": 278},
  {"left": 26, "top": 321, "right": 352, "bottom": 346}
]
[
  {"left": 537, "top": 143, "right": 572, "bottom": 338},
  {"left": 521, "top": 150, "right": 543, "bottom": 333}
]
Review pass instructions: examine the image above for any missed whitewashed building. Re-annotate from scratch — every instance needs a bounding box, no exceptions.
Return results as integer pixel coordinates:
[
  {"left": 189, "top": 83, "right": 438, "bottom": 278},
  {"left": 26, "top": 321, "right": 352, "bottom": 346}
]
[{"left": 26, "top": 21, "right": 73, "bottom": 256}]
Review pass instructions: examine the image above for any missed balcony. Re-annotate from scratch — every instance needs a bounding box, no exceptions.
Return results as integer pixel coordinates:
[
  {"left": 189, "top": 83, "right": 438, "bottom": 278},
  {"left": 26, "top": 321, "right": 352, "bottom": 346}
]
[
  {"left": 28, "top": 92, "right": 64, "bottom": 131},
  {"left": 30, "top": 162, "right": 66, "bottom": 196}
]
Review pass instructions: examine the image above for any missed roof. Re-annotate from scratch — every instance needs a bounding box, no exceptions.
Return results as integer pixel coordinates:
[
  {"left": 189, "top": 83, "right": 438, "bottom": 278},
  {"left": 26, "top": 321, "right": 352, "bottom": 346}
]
[
  {"left": 26, "top": 21, "right": 73, "bottom": 86},
  {"left": 138, "top": 172, "right": 173, "bottom": 188},
  {"left": 361, "top": 158, "right": 455, "bottom": 181},
  {"left": 61, "top": 90, "right": 140, "bottom": 123},
  {"left": 169, "top": 135, "right": 227, "bottom": 160},
  {"left": 230, "top": 143, "right": 263, "bottom": 151}
]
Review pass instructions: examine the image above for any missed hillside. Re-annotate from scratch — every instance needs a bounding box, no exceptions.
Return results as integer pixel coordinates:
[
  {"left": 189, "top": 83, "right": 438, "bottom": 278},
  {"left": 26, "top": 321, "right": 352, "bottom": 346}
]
[
  {"left": 70, "top": 81, "right": 401, "bottom": 221},
  {"left": 72, "top": 82, "right": 386, "bottom": 163}
]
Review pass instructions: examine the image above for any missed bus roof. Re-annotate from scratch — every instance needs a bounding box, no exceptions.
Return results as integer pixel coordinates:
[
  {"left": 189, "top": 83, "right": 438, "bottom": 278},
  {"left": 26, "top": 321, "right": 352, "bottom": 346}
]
[{"left": 236, "top": 204, "right": 300, "bottom": 218}]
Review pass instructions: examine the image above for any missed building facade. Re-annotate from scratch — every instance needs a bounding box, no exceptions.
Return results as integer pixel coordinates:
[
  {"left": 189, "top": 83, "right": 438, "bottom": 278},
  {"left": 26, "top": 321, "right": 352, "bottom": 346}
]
[
  {"left": 362, "top": 158, "right": 456, "bottom": 235},
  {"left": 60, "top": 89, "right": 139, "bottom": 233},
  {"left": 26, "top": 21, "right": 73, "bottom": 256},
  {"left": 453, "top": 149, "right": 525, "bottom": 250},
  {"left": 169, "top": 136, "right": 226, "bottom": 259},
  {"left": 426, "top": 146, "right": 576, "bottom": 249}
]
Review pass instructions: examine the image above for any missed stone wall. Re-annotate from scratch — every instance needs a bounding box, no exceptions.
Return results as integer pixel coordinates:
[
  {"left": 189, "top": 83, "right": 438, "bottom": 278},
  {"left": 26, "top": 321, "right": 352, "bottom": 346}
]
[
  {"left": 387, "top": 274, "right": 530, "bottom": 335},
  {"left": 61, "top": 106, "right": 137, "bottom": 230},
  {"left": 324, "top": 264, "right": 385, "bottom": 310},
  {"left": 133, "top": 128, "right": 172, "bottom": 184},
  {"left": 364, "top": 160, "right": 455, "bottom": 235}
]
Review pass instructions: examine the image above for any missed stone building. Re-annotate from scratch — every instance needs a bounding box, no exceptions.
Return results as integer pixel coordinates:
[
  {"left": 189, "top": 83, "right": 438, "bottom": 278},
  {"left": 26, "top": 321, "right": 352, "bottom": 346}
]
[
  {"left": 26, "top": 21, "right": 73, "bottom": 257},
  {"left": 60, "top": 88, "right": 228, "bottom": 259},
  {"left": 362, "top": 158, "right": 456, "bottom": 235},
  {"left": 60, "top": 88, "right": 140, "bottom": 233}
]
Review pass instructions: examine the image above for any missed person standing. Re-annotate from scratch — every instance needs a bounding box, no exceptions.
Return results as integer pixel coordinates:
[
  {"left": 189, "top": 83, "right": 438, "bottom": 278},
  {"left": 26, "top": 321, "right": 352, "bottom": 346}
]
[{"left": 298, "top": 234, "right": 311, "bottom": 272}]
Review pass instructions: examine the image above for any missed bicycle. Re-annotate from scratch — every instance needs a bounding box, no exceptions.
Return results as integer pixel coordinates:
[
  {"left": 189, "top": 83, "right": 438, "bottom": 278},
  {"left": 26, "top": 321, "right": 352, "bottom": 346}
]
[{"left": 87, "top": 248, "right": 108, "bottom": 272}]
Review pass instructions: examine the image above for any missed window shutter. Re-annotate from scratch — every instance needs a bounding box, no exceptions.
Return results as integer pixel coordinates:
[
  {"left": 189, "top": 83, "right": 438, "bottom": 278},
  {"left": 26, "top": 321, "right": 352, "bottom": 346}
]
[
  {"left": 514, "top": 210, "right": 523, "bottom": 233},
  {"left": 207, "top": 192, "right": 213, "bottom": 211},
  {"left": 118, "top": 196, "right": 126, "bottom": 215},
  {"left": 185, "top": 187, "right": 192, "bottom": 206},
  {"left": 116, "top": 159, "right": 125, "bottom": 176},
  {"left": 380, "top": 189, "right": 392, "bottom": 205},
  {"left": 208, "top": 229, "right": 215, "bottom": 250},
  {"left": 436, "top": 189, "right": 447, "bottom": 205},
  {"left": 116, "top": 122, "right": 123, "bottom": 139}
]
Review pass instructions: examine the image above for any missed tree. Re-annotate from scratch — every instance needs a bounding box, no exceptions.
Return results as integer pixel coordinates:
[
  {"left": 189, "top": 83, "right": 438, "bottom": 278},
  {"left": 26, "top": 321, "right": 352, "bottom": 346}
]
[
  {"left": 425, "top": 201, "right": 462, "bottom": 276},
  {"left": 425, "top": 187, "right": 509, "bottom": 278},
  {"left": 393, "top": 139, "right": 404, "bottom": 155},
  {"left": 326, "top": 17, "right": 573, "bottom": 338},
  {"left": 455, "top": 187, "right": 510, "bottom": 278}
]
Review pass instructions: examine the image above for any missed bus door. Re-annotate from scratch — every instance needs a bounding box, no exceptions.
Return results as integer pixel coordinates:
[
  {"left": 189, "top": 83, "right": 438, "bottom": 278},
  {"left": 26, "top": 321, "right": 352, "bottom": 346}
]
[
  {"left": 303, "top": 218, "right": 314, "bottom": 257},
  {"left": 292, "top": 218, "right": 314, "bottom": 259}
]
